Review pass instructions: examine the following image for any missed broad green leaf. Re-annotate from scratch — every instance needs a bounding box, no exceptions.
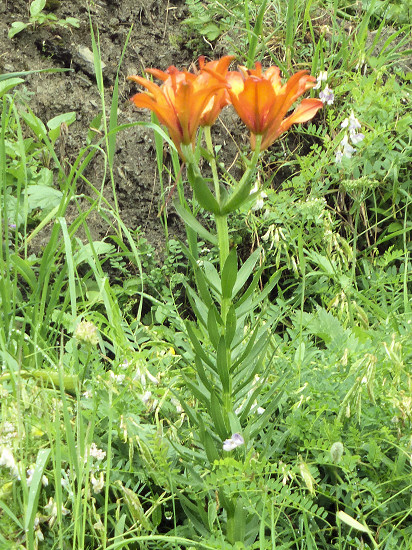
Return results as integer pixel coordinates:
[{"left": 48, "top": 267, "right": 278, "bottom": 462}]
[
  {"left": 221, "top": 248, "right": 238, "bottom": 300},
  {"left": 26, "top": 184, "right": 63, "bottom": 211},
  {"left": 8, "top": 22, "right": 29, "bottom": 39},
  {"left": 47, "top": 111, "right": 76, "bottom": 144},
  {"left": 73, "top": 241, "right": 115, "bottom": 266},
  {"left": 30, "top": 0, "right": 46, "bottom": 18},
  {"left": 201, "top": 23, "right": 221, "bottom": 41},
  {"left": 0, "top": 77, "right": 24, "bottom": 98},
  {"left": 61, "top": 17, "right": 80, "bottom": 27},
  {"left": 20, "top": 110, "right": 47, "bottom": 140},
  {"left": 36, "top": 167, "right": 53, "bottom": 186}
]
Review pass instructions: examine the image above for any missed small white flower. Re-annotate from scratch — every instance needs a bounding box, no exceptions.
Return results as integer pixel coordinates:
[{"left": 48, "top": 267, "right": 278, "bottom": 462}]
[
  {"left": 319, "top": 85, "right": 334, "bottom": 105},
  {"left": 250, "top": 182, "right": 258, "bottom": 194},
  {"left": 88, "top": 443, "right": 106, "bottom": 462},
  {"left": 109, "top": 371, "right": 125, "bottom": 384},
  {"left": 330, "top": 442, "right": 344, "bottom": 463},
  {"left": 171, "top": 398, "right": 183, "bottom": 413},
  {"left": 314, "top": 71, "right": 328, "bottom": 90},
  {"left": 335, "top": 149, "right": 344, "bottom": 163},
  {"left": 223, "top": 433, "right": 244, "bottom": 451},
  {"left": 91, "top": 471, "right": 105, "bottom": 494},
  {"left": 74, "top": 320, "right": 99, "bottom": 347},
  {"left": 340, "top": 134, "right": 356, "bottom": 159},
  {"left": 0, "top": 446, "right": 20, "bottom": 478},
  {"left": 252, "top": 191, "right": 268, "bottom": 211},
  {"left": 26, "top": 468, "right": 34, "bottom": 486},
  {"left": 141, "top": 391, "right": 152, "bottom": 405}
]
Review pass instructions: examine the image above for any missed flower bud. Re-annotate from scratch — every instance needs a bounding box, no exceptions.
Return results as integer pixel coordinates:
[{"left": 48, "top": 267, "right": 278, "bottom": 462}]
[{"left": 330, "top": 441, "right": 344, "bottom": 463}]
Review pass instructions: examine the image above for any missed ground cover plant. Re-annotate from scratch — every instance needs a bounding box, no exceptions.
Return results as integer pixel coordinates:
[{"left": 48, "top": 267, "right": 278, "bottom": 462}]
[{"left": 0, "top": 0, "right": 411, "bottom": 549}]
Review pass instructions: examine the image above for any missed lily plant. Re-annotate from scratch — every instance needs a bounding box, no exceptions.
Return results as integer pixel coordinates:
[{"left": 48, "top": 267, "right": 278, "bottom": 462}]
[{"left": 128, "top": 56, "right": 323, "bottom": 544}]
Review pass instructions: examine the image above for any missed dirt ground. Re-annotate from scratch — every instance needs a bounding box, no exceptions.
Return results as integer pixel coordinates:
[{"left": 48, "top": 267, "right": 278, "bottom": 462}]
[
  {"left": 0, "top": 0, "right": 246, "bottom": 253},
  {"left": 1, "top": 1, "right": 410, "bottom": 256}
]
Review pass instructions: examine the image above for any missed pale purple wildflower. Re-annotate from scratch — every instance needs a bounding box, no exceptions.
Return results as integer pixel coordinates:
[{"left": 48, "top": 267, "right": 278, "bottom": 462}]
[
  {"left": 341, "top": 135, "right": 356, "bottom": 159},
  {"left": 336, "top": 112, "right": 365, "bottom": 163},
  {"left": 223, "top": 433, "right": 244, "bottom": 451},
  {"left": 319, "top": 85, "right": 334, "bottom": 105},
  {"left": 350, "top": 131, "right": 365, "bottom": 145},
  {"left": 341, "top": 111, "right": 361, "bottom": 131}
]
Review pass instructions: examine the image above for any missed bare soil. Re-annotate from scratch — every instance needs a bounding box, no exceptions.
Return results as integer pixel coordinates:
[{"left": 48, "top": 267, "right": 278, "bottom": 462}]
[{"left": 0, "top": 0, "right": 245, "bottom": 253}]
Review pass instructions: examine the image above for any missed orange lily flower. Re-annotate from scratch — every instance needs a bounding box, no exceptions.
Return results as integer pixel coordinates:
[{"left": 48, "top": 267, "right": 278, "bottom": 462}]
[
  {"left": 197, "top": 55, "right": 234, "bottom": 126},
  {"left": 226, "top": 62, "right": 323, "bottom": 150},
  {"left": 128, "top": 59, "right": 231, "bottom": 158}
]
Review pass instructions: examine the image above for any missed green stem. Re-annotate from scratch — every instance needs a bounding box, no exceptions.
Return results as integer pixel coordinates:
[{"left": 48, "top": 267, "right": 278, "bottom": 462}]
[
  {"left": 204, "top": 125, "right": 220, "bottom": 201},
  {"left": 222, "top": 135, "right": 262, "bottom": 214}
]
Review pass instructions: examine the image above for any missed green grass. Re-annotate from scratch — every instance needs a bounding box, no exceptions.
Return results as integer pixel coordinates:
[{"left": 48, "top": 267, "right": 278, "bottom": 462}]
[{"left": 1, "top": 0, "right": 411, "bottom": 548}]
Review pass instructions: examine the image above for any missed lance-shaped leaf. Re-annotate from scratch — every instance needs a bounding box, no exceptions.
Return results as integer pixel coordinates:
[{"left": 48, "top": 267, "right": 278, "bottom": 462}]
[
  {"left": 220, "top": 169, "right": 256, "bottom": 214},
  {"left": 24, "top": 448, "right": 51, "bottom": 536},
  {"left": 185, "top": 321, "right": 215, "bottom": 369},
  {"left": 216, "top": 335, "right": 230, "bottom": 392},
  {"left": 232, "top": 247, "right": 262, "bottom": 297},
  {"left": 187, "top": 164, "right": 221, "bottom": 214},
  {"left": 236, "top": 271, "right": 281, "bottom": 316},
  {"left": 195, "top": 355, "right": 213, "bottom": 392},
  {"left": 221, "top": 248, "right": 238, "bottom": 300},
  {"left": 225, "top": 305, "right": 237, "bottom": 348},
  {"left": 182, "top": 374, "right": 211, "bottom": 409},
  {"left": 173, "top": 200, "right": 217, "bottom": 246},
  {"left": 185, "top": 283, "right": 209, "bottom": 328},
  {"left": 207, "top": 305, "right": 222, "bottom": 351},
  {"left": 210, "top": 389, "right": 230, "bottom": 440},
  {"left": 203, "top": 261, "right": 222, "bottom": 296},
  {"left": 198, "top": 416, "right": 220, "bottom": 463}
]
